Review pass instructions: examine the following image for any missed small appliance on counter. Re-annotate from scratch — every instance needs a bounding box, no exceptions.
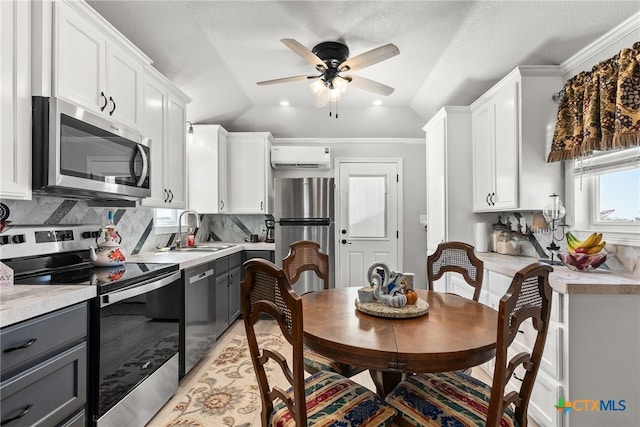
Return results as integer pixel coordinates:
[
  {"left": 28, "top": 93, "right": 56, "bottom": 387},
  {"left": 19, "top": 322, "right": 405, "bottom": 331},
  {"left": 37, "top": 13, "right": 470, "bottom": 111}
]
[{"left": 265, "top": 216, "right": 275, "bottom": 243}]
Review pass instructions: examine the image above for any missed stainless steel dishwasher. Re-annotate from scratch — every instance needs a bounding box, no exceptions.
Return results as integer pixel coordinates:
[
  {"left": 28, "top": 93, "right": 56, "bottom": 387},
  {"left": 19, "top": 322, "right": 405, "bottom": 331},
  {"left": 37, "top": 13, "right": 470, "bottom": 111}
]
[{"left": 182, "top": 261, "right": 216, "bottom": 378}]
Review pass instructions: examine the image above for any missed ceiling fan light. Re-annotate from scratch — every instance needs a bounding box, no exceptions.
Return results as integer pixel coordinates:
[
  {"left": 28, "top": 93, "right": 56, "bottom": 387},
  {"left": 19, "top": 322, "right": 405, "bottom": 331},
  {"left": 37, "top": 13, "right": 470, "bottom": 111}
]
[
  {"left": 333, "top": 77, "right": 348, "bottom": 93},
  {"left": 310, "top": 79, "right": 325, "bottom": 95},
  {"left": 329, "top": 88, "right": 342, "bottom": 101}
]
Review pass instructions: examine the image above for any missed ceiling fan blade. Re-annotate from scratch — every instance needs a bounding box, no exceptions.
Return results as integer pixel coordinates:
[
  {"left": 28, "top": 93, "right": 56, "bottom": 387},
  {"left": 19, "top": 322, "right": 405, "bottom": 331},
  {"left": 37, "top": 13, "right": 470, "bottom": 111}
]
[
  {"left": 339, "top": 43, "right": 399, "bottom": 72},
  {"left": 281, "top": 38, "right": 327, "bottom": 71},
  {"left": 346, "top": 75, "right": 395, "bottom": 96},
  {"left": 257, "top": 74, "right": 320, "bottom": 85}
]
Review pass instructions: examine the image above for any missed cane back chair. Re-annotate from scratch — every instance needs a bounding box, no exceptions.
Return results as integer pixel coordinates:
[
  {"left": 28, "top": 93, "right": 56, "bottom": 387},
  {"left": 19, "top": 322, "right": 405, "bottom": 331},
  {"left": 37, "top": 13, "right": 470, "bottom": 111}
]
[
  {"left": 427, "top": 241, "right": 484, "bottom": 301},
  {"left": 386, "top": 262, "right": 554, "bottom": 427},
  {"left": 241, "top": 258, "right": 397, "bottom": 426},
  {"left": 282, "top": 240, "right": 366, "bottom": 377}
]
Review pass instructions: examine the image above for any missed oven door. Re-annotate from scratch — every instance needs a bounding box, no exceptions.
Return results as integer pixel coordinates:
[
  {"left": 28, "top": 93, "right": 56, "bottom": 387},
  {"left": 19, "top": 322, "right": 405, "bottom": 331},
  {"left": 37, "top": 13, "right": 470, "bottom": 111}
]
[
  {"left": 91, "top": 271, "right": 181, "bottom": 426},
  {"left": 32, "top": 96, "right": 151, "bottom": 200}
]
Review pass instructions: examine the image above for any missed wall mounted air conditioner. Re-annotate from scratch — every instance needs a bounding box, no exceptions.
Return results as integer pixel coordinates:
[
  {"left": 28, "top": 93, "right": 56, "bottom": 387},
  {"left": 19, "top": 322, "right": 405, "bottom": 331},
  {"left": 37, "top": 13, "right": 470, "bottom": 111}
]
[{"left": 270, "top": 146, "right": 331, "bottom": 169}]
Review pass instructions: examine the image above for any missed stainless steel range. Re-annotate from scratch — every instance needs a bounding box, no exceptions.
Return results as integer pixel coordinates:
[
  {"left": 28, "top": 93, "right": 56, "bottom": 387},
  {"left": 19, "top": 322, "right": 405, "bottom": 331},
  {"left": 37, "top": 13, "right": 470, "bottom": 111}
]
[{"left": 1, "top": 225, "right": 181, "bottom": 427}]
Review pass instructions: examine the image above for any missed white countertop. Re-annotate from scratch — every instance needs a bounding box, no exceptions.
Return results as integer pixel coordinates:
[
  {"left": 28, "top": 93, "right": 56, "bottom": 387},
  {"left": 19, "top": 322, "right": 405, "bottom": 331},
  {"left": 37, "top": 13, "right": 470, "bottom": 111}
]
[
  {"left": 0, "top": 243, "right": 275, "bottom": 328},
  {"left": 476, "top": 252, "right": 640, "bottom": 295},
  {"left": 0, "top": 285, "right": 96, "bottom": 328}
]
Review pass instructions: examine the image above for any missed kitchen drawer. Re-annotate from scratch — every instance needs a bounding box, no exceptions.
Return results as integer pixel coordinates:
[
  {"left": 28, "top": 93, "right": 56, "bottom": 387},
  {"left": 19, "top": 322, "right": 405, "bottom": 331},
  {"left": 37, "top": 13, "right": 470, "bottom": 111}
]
[
  {"left": 487, "top": 270, "right": 512, "bottom": 296},
  {"left": 507, "top": 351, "right": 563, "bottom": 427},
  {"left": 0, "top": 342, "right": 87, "bottom": 427},
  {"left": 60, "top": 410, "right": 85, "bottom": 427},
  {"left": 514, "top": 319, "right": 562, "bottom": 381},
  {"left": 551, "top": 291, "right": 562, "bottom": 323},
  {"left": 228, "top": 252, "right": 242, "bottom": 270},
  {"left": 1, "top": 303, "right": 87, "bottom": 377},
  {"left": 449, "top": 275, "right": 474, "bottom": 300}
]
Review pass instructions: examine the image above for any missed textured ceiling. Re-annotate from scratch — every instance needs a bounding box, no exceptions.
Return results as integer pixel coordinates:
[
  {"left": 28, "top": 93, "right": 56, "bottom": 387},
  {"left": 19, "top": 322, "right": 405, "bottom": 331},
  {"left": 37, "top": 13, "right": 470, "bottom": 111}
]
[{"left": 87, "top": 1, "right": 639, "bottom": 136}]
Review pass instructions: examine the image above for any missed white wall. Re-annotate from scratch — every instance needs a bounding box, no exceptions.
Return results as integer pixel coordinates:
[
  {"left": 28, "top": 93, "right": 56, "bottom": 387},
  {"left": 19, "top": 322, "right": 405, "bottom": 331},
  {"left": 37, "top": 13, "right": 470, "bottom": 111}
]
[
  {"left": 225, "top": 105, "right": 426, "bottom": 138},
  {"left": 273, "top": 138, "right": 428, "bottom": 286}
]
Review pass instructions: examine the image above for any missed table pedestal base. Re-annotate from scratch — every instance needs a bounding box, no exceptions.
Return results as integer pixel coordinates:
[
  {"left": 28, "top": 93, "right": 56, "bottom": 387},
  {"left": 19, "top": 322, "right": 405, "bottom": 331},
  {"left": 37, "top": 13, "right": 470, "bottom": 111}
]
[{"left": 369, "top": 370, "right": 404, "bottom": 397}]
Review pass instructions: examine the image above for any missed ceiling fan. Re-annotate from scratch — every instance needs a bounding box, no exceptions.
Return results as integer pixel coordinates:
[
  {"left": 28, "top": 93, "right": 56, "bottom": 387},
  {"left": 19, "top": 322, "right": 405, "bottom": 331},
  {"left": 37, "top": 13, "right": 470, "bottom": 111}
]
[{"left": 257, "top": 39, "right": 400, "bottom": 107}]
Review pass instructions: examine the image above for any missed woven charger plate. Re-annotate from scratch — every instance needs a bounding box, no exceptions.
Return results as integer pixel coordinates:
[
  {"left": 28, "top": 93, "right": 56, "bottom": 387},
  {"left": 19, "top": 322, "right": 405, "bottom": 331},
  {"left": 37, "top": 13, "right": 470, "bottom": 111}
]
[{"left": 355, "top": 298, "right": 429, "bottom": 318}]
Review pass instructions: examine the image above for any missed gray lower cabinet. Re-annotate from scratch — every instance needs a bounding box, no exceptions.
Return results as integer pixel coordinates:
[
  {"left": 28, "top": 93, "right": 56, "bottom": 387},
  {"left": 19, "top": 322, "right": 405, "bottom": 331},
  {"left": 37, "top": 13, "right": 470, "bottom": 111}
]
[
  {"left": 214, "top": 252, "right": 242, "bottom": 337},
  {"left": 214, "top": 257, "right": 230, "bottom": 337},
  {"left": 0, "top": 303, "right": 88, "bottom": 427},
  {"left": 228, "top": 253, "right": 242, "bottom": 321}
]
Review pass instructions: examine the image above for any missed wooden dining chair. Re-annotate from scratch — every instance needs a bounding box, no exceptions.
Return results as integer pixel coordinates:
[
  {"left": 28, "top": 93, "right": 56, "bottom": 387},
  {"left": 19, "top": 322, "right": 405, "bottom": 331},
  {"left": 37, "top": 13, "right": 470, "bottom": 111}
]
[
  {"left": 385, "top": 262, "right": 553, "bottom": 427},
  {"left": 282, "top": 240, "right": 366, "bottom": 378},
  {"left": 241, "top": 258, "right": 397, "bottom": 427},
  {"left": 427, "top": 241, "right": 484, "bottom": 301}
]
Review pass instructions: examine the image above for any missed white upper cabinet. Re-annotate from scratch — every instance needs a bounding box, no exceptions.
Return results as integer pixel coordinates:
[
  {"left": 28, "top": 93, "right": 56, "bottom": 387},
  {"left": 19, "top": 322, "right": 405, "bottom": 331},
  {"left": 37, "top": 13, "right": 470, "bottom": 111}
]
[
  {"left": 0, "top": 0, "right": 31, "bottom": 200},
  {"left": 471, "top": 66, "right": 564, "bottom": 212},
  {"left": 187, "top": 125, "right": 228, "bottom": 213},
  {"left": 54, "top": 0, "right": 148, "bottom": 131},
  {"left": 141, "top": 68, "right": 190, "bottom": 209},
  {"left": 471, "top": 80, "right": 518, "bottom": 211},
  {"left": 424, "top": 107, "right": 474, "bottom": 253},
  {"left": 227, "top": 132, "right": 273, "bottom": 214}
]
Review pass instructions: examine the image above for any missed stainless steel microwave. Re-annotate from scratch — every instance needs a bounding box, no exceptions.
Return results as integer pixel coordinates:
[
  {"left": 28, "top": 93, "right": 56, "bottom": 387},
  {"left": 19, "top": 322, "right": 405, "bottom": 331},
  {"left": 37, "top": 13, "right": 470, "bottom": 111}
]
[{"left": 32, "top": 96, "right": 151, "bottom": 201}]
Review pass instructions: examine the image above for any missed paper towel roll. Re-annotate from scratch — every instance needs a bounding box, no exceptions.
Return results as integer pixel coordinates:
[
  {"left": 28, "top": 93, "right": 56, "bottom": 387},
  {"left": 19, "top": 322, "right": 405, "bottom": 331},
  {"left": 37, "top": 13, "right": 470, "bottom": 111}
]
[{"left": 474, "top": 222, "right": 489, "bottom": 252}]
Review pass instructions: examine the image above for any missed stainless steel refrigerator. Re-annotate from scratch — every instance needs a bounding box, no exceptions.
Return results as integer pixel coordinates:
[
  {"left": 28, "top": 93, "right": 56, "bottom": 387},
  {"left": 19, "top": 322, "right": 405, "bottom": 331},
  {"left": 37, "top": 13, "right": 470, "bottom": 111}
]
[{"left": 274, "top": 177, "right": 335, "bottom": 294}]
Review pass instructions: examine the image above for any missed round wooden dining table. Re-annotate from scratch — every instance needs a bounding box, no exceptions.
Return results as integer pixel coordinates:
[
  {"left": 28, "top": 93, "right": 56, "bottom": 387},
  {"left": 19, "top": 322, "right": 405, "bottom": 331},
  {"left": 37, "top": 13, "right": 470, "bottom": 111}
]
[{"left": 301, "top": 287, "right": 499, "bottom": 396}]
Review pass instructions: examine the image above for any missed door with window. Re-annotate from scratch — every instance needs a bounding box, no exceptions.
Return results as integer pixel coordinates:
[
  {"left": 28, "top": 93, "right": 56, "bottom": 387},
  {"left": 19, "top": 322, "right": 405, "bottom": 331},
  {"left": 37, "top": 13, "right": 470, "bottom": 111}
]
[{"left": 336, "top": 161, "right": 400, "bottom": 288}]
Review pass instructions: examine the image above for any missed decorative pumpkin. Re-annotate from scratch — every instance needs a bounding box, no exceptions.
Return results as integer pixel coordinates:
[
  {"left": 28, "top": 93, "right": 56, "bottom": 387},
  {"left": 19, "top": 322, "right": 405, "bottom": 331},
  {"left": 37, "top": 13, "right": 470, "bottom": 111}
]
[{"left": 405, "top": 289, "right": 418, "bottom": 305}]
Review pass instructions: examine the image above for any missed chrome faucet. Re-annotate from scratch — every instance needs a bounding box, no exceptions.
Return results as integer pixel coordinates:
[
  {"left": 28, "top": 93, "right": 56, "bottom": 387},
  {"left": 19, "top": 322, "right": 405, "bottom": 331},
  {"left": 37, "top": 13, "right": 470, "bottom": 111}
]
[{"left": 177, "top": 210, "right": 201, "bottom": 247}]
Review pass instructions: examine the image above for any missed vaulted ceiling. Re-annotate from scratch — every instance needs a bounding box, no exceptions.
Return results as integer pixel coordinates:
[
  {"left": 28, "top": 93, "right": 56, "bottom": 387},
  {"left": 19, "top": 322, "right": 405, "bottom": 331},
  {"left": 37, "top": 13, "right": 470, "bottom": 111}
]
[{"left": 88, "top": 1, "right": 639, "bottom": 138}]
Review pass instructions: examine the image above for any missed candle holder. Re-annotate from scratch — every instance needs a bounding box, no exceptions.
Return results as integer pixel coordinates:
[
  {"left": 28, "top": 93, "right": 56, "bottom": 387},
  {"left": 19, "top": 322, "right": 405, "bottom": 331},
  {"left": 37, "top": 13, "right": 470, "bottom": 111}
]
[{"left": 542, "top": 193, "right": 566, "bottom": 265}]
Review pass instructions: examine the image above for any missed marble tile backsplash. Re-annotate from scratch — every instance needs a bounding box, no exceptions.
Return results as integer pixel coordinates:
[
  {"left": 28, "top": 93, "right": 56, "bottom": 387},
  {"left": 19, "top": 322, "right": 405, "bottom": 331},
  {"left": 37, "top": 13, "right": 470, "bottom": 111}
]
[
  {"left": 478, "top": 212, "right": 640, "bottom": 279},
  {"left": 0, "top": 197, "right": 270, "bottom": 256},
  {"left": 2, "top": 197, "right": 638, "bottom": 278}
]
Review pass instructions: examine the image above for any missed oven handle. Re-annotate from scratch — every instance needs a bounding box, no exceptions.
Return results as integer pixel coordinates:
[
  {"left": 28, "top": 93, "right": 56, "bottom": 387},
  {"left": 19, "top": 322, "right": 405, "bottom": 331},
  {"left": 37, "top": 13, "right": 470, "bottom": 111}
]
[{"left": 100, "top": 271, "right": 181, "bottom": 307}]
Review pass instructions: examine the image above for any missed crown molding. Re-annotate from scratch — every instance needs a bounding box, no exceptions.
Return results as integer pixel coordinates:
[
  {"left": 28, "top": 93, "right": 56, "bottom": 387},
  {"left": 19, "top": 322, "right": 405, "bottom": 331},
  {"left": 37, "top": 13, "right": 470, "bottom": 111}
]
[{"left": 560, "top": 11, "right": 640, "bottom": 75}]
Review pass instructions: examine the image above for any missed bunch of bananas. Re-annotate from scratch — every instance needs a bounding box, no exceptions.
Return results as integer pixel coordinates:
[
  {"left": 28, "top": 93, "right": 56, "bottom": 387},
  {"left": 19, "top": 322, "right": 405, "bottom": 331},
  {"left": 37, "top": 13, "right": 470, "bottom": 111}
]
[{"left": 566, "top": 231, "right": 606, "bottom": 254}]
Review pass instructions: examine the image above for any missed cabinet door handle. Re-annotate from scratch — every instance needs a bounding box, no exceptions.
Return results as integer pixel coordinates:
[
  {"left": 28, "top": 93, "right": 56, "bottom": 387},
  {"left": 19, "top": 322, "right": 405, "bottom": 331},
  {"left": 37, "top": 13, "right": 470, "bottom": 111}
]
[
  {"left": 168, "top": 190, "right": 174, "bottom": 203},
  {"left": 100, "top": 92, "right": 108, "bottom": 111},
  {"left": 220, "top": 200, "right": 224, "bottom": 211},
  {"left": 3, "top": 338, "right": 37, "bottom": 353},
  {"left": 164, "top": 189, "right": 169, "bottom": 203},
  {"left": 513, "top": 373, "right": 524, "bottom": 382},
  {"left": 485, "top": 193, "right": 491, "bottom": 206},
  {"left": 1, "top": 404, "right": 32, "bottom": 425},
  {"left": 490, "top": 192, "right": 496, "bottom": 205},
  {"left": 109, "top": 96, "right": 116, "bottom": 115},
  {"left": 260, "top": 201, "right": 263, "bottom": 211}
]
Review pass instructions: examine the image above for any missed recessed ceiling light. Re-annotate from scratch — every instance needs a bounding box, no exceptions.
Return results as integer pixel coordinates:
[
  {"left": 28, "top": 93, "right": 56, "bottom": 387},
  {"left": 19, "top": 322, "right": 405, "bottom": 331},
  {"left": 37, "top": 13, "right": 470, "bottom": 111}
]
[
  {"left": 280, "top": 100, "right": 290, "bottom": 107},
  {"left": 372, "top": 100, "right": 383, "bottom": 106}
]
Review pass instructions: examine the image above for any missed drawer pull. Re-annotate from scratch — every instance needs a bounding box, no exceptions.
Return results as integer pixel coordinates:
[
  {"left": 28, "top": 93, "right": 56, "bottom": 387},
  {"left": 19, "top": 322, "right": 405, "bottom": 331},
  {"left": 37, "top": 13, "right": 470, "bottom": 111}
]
[
  {"left": 513, "top": 373, "right": 524, "bottom": 382},
  {"left": 3, "top": 338, "right": 37, "bottom": 353},
  {"left": 1, "top": 403, "right": 33, "bottom": 425},
  {"left": 518, "top": 330, "right": 524, "bottom": 334}
]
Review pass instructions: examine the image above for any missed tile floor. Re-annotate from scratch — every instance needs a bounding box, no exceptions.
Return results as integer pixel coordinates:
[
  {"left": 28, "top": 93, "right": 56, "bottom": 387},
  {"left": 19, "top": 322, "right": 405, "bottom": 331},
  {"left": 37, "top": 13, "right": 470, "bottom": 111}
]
[{"left": 148, "top": 319, "right": 541, "bottom": 426}]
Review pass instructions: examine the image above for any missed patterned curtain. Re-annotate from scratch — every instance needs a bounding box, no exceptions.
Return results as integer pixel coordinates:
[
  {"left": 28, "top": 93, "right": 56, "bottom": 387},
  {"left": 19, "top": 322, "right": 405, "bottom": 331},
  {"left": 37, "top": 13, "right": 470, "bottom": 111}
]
[{"left": 547, "top": 42, "right": 640, "bottom": 162}]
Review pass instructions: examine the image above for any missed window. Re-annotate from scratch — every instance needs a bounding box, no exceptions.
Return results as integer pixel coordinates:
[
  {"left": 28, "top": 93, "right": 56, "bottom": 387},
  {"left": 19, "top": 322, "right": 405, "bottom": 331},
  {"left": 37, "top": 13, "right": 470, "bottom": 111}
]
[
  {"left": 153, "top": 208, "right": 181, "bottom": 234},
  {"left": 573, "top": 147, "right": 640, "bottom": 243}
]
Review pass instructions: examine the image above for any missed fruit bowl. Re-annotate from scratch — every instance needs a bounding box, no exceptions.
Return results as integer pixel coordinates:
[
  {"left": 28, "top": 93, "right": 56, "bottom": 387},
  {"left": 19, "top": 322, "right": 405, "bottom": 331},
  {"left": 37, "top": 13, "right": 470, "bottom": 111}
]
[{"left": 557, "top": 252, "right": 607, "bottom": 272}]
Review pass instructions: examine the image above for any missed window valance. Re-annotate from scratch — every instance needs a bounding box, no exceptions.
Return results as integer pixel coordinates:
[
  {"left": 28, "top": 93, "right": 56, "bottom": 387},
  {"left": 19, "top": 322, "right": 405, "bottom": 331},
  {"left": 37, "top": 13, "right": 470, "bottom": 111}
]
[{"left": 547, "top": 42, "right": 640, "bottom": 162}]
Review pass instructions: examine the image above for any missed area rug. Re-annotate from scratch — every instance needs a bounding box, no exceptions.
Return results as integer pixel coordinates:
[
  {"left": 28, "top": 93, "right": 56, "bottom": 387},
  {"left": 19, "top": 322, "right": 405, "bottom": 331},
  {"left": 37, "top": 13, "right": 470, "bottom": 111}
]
[{"left": 161, "top": 333, "right": 290, "bottom": 427}]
